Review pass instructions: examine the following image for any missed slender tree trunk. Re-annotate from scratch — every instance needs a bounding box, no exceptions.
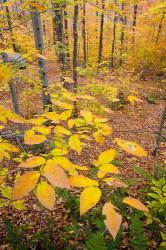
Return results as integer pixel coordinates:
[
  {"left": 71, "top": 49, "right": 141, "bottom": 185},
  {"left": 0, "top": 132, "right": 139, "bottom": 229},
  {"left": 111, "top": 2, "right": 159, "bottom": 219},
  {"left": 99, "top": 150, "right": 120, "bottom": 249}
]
[
  {"left": 32, "top": 10, "right": 52, "bottom": 111},
  {"left": 2, "top": 53, "right": 21, "bottom": 115},
  {"left": 73, "top": 2, "right": 79, "bottom": 88},
  {"left": 132, "top": 3, "right": 138, "bottom": 46},
  {"left": 111, "top": 0, "right": 117, "bottom": 68},
  {"left": 98, "top": 0, "right": 105, "bottom": 64},
  {"left": 52, "top": 1, "right": 67, "bottom": 70},
  {"left": 73, "top": 2, "right": 79, "bottom": 117},
  {"left": 4, "top": 1, "right": 19, "bottom": 52},
  {"left": 152, "top": 104, "right": 166, "bottom": 155},
  {"left": 95, "top": 0, "right": 99, "bottom": 40},
  {"left": 156, "top": 11, "right": 165, "bottom": 43},
  {"left": 82, "top": 0, "right": 87, "bottom": 67},
  {"left": 119, "top": 2, "right": 126, "bottom": 66},
  {"left": 63, "top": 3, "right": 70, "bottom": 65}
]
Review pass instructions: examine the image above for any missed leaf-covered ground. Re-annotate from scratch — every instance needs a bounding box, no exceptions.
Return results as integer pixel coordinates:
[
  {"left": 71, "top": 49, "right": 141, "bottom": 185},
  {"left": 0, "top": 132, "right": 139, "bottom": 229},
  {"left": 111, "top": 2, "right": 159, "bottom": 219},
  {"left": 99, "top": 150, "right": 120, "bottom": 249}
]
[{"left": 0, "top": 63, "right": 165, "bottom": 249}]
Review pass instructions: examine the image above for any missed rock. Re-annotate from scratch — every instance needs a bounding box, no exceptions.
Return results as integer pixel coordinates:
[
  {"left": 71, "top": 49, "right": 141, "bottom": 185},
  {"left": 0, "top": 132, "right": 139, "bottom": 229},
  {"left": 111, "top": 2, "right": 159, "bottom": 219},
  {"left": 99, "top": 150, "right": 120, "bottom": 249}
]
[{"left": 0, "top": 52, "right": 27, "bottom": 69}]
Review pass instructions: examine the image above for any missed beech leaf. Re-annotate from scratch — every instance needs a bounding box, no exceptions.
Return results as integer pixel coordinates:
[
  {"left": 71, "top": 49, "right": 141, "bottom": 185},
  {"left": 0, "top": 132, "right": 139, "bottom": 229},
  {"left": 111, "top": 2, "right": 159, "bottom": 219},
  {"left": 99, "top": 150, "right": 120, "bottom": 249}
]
[
  {"left": 103, "top": 202, "right": 122, "bottom": 240},
  {"left": 80, "top": 186, "right": 101, "bottom": 215},
  {"left": 12, "top": 171, "right": 40, "bottom": 200},
  {"left": 36, "top": 181, "right": 55, "bottom": 210},
  {"left": 123, "top": 197, "right": 149, "bottom": 212}
]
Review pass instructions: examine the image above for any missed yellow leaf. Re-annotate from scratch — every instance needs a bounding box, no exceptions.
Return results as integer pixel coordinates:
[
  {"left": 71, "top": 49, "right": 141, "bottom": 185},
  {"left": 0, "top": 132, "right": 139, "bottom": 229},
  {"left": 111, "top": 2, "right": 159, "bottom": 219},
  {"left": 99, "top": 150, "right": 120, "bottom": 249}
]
[
  {"left": 98, "top": 149, "right": 116, "bottom": 165},
  {"left": 115, "top": 138, "right": 147, "bottom": 157},
  {"left": 51, "top": 148, "right": 68, "bottom": 156},
  {"left": 103, "top": 202, "right": 122, "bottom": 240},
  {"left": 128, "top": 95, "right": 142, "bottom": 105},
  {"left": 80, "top": 110, "right": 93, "bottom": 123},
  {"left": 53, "top": 100, "right": 73, "bottom": 110},
  {"left": 24, "top": 130, "right": 46, "bottom": 145},
  {"left": 69, "top": 135, "right": 82, "bottom": 154},
  {"left": 27, "top": 117, "right": 48, "bottom": 125},
  {"left": 63, "top": 77, "right": 74, "bottom": 83},
  {"left": 74, "top": 165, "right": 89, "bottom": 171},
  {"left": 0, "top": 142, "right": 20, "bottom": 153},
  {"left": 97, "top": 170, "right": 107, "bottom": 179},
  {"left": 68, "top": 119, "right": 75, "bottom": 129},
  {"left": 31, "top": 126, "right": 50, "bottom": 136},
  {"left": 13, "top": 200, "right": 26, "bottom": 211},
  {"left": 103, "top": 177, "right": 128, "bottom": 188},
  {"left": 12, "top": 171, "right": 40, "bottom": 200},
  {"left": 69, "top": 175, "right": 98, "bottom": 187},
  {"left": 101, "top": 106, "right": 113, "bottom": 114},
  {"left": 7, "top": 113, "right": 26, "bottom": 124},
  {"left": 75, "top": 94, "right": 95, "bottom": 100},
  {"left": 36, "top": 181, "right": 55, "bottom": 210},
  {"left": 55, "top": 125, "right": 71, "bottom": 136},
  {"left": 80, "top": 186, "right": 101, "bottom": 215},
  {"left": 52, "top": 157, "right": 75, "bottom": 171},
  {"left": 63, "top": 92, "right": 76, "bottom": 101},
  {"left": 98, "top": 124, "right": 112, "bottom": 136},
  {"left": 43, "top": 112, "right": 60, "bottom": 123},
  {"left": 123, "top": 197, "right": 149, "bottom": 212},
  {"left": 0, "top": 65, "right": 12, "bottom": 83},
  {"left": 99, "top": 164, "right": 120, "bottom": 174},
  {"left": 30, "top": 2, "right": 46, "bottom": 11},
  {"left": 18, "top": 156, "right": 45, "bottom": 168},
  {"left": 93, "top": 132, "right": 105, "bottom": 145},
  {"left": 43, "top": 160, "right": 70, "bottom": 189},
  {"left": 60, "top": 110, "right": 72, "bottom": 121}
]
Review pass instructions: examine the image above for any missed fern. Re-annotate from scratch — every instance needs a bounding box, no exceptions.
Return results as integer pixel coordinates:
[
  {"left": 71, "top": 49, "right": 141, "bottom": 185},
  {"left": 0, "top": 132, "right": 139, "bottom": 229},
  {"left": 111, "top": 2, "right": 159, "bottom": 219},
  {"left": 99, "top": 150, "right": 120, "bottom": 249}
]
[
  {"left": 85, "top": 232, "right": 107, "bottom": 250},
  {"left": 108, "top": 228, "right": 122, "bottom": 250},
  {"left": 4, "top": 219, "right": 28, "bottom": 250},
  {"left": 133, "top": 165, "right": 152, "bottom": 182},
  {"left": 130, "top": 215, "right": 148, "bottom": 250}
]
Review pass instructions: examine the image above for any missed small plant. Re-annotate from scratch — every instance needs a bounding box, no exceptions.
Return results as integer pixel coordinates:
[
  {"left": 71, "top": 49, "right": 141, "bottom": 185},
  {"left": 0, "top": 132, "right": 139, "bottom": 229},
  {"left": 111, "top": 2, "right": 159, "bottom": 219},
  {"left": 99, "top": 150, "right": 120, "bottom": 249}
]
[
  {"left": 130, "top": 215, "right": 148, "bottom": 250},
  {"left": 4, "top": 219, "right": 56, "bottom": 250},
  {"left": 85, "top": 232, "right": 107, "bottom": 250},
  {"left": 145, "top": 177, "right": 166, "bottom": 225},
  {"left": 147, "top": 93, "right": 158, "bottom": 104}
]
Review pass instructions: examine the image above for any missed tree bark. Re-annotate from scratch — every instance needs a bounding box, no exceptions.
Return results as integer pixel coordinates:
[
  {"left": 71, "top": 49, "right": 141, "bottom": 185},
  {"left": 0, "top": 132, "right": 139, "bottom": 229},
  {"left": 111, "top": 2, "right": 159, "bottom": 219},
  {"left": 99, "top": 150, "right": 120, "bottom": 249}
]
[
  {"left": 73, "top": 2, "right": 79, "bottom": 89},
  {"left": 82, "top": 0, "right": 87, "bottom": 67},
  {"left": 4, "top": 0, "right": 19, "bottom": 52},
  {"left": 152, "top": 104, "right": 166, "bottom": 155},
  {"left": 132, "top": 3, "right": 138, "bottom": 46},
  {"left": 119, "top": 2, "right": 126, "bottom": 66},
  {"left": 52, "top": 1, "right": 67, "bottom": 70},
  {"left": 64, "top": 3, "right": 70, "bottom": 65},
  {"left": 98, "top": 0, "right": 105, "bottom": 64},
  {"left": 111, "top": 0, "right": 117, "bottom": 68},
  {"left": 156, "top": 11, "right": 165, "bottom": 43}
]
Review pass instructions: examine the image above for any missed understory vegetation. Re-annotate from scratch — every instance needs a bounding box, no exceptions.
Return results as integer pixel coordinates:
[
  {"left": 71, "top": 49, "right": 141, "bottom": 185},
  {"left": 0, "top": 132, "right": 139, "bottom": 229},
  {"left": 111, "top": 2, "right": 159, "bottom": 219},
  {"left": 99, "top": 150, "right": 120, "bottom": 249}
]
[{"left": 0, "top": 0, "right": 165, "bottom": 249}]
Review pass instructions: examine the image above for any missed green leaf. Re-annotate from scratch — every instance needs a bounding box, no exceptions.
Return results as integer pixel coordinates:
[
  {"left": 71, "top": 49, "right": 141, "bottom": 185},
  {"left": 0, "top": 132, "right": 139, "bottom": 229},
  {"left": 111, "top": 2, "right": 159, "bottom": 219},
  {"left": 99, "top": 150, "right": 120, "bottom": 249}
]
[
  {"left": 85, "top": 232, "right": 107, "bottom": 250},
  {"left": 0, "top": 186, "right": 12, "bottom": 199}
]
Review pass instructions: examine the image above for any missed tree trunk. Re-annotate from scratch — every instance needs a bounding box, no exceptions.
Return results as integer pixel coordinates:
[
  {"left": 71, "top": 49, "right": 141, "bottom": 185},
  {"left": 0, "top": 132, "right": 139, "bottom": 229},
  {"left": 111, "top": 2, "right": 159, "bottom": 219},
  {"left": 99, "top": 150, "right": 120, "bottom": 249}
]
[
  {"left": 32, "top": 10, "right": 52, "bottom": 111},
  {"left": 132, "top": 3, "right": 138, "bottom": 46},
  {"left": 119, "top": 2, "right": 126, "bottom": 66},
  {"left": 73, "top": 2, "right": 79, "bottom": 117},
  {"left": 152, "top": 104, "right": 166, "bottom": 155},
  {"left": 52, "top": 1, "right": 67, "bottom": 70},
  {"left": 4, "top": 1, "right": 19, "bottom": 52},
  {"left": 63, "top": 2, "right": 70, "bottom": 65},
  {"left": 82, "top": 0, "right": 87, "bottom": 67},
  {"left": 156, "top": 11, "right": 165, "bottom": 43},
  {"left": 111, "top": 0, "right": 117, "bottom": 68},
  {"left": 73, "top": 2, "right": 79, "bottom": 88},
  {"left": 98, "top": 0, "right": 105, "bottom": 64}
]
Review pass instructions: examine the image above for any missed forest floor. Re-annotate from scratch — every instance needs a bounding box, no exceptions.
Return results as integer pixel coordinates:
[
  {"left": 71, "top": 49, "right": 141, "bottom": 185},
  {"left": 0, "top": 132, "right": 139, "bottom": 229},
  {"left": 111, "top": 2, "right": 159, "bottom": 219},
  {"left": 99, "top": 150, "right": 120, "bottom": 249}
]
[{"left": 0, "top": 62, "right": 165, "bottom": 249}]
